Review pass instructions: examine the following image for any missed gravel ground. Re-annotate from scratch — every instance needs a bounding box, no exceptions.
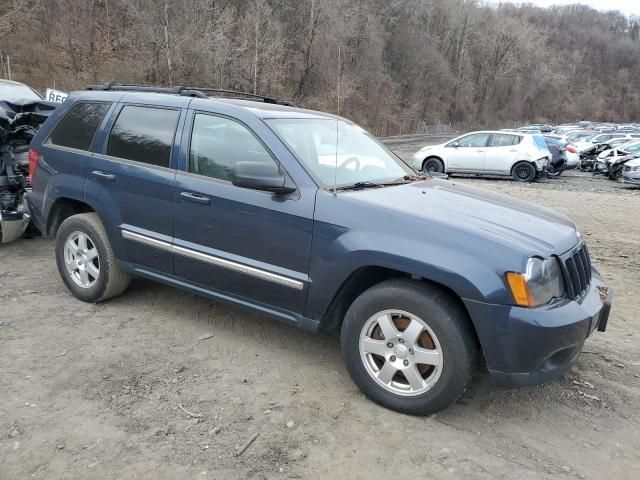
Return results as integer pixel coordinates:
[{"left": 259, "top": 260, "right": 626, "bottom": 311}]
[{"left": 1, "top": 138, "right": 639, "bottom": 479}]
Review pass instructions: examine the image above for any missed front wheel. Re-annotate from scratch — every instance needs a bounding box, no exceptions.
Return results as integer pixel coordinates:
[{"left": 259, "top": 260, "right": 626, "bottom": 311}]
[
  {"left": 340, "top": 279, "right": 476, "bottom": 415},
  {"left": 422, "top": 157, "right": 444, "bottom": 174},
  {"left": 512, "top": 161, "right": 536, "bottom": 182}
]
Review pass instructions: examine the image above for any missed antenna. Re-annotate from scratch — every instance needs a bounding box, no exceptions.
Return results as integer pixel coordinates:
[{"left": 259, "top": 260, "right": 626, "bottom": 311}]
[
  {"left": 337, "top": 44, "right": 341, "bottom": 116},
  {"left": 333, "top": 119, "right": 339, "bottom": 195},
  {"left": 333, "top": 42, "right": 341, "bottom": 195}
]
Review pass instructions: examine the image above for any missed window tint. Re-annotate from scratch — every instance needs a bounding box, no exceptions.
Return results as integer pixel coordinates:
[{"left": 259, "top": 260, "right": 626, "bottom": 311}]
[
  {"left": 107, "top": 106, "right": 180, "bottom": 167},
  {"left": 189, "top": 113, "right": 276, "bottom": 181},
  {"left": 47, "top": 102, "right": 111, "bottom": 150},
  {"left": 457, "top": 133, "right": 490, "bottom": 148},
  {"left": 489, "top": 133, "right": 520, "bottom": 147}
]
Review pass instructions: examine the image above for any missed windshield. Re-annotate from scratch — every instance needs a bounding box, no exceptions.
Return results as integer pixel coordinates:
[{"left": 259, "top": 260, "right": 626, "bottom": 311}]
[
  {"left": 0, "top": 83, "right": 42, "bottom": 102},
  {"left": 626, "top": 143, "right": 640, "bottom": 153},
  {"left": 566, "top": 132, "right": 590, "bottom": 141},
  {"left": 267, "top": 118, "right": 414, "bottom": 188}
]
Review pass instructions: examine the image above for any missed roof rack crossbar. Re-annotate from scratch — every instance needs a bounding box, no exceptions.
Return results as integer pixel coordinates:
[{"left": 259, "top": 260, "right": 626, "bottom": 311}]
[{"left": 85, "top": 82, "right": 296, "bottom": 106}]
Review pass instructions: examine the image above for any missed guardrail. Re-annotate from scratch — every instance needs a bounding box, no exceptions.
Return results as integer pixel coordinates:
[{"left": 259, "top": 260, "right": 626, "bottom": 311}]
[{"left": 379, "top": 133, "right": 457, "bottom": 146}]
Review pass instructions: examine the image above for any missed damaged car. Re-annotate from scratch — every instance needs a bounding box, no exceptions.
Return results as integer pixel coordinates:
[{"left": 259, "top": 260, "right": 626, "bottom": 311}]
[
  {"left": 0, "top": 79, "right": 56, "bottom": 243},
  {"left": 622, "top": 158, "right": 640, "bottom": 186},
  {"left": 411, "top": 131, "right": 551, "bottom": 182}
]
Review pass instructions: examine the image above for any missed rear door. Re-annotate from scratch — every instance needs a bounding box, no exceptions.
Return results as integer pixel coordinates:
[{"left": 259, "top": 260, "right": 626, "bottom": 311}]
[
  {"left": 446, "top": 133, "right": 490, "bottom": 172},
  {"left": 172, "top": 110, "right": 315, "bottom": 314},
  {"left": 86, "top": 100, "right": 185, "bottom": 274},
  {"left": 483, "top": 133, "right": 522, "bottom": 174}
]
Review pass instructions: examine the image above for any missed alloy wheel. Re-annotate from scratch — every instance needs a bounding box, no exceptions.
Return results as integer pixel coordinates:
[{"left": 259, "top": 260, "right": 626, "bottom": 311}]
[
  {"left": 64, "top": 231, "right": 100, "bottom": 288},
  {"left": 359, "top": 309, "right": 443, "bottom": 396}
]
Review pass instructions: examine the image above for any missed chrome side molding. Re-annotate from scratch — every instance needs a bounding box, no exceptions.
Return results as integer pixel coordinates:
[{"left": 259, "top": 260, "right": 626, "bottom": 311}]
[{"left": 121, "top": 229, "right": 304, "bottom": 290}]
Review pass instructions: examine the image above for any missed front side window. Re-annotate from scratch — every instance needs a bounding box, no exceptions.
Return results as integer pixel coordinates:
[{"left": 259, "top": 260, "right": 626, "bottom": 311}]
[
  {"left": 456, "top": 133, "right": 490, "bottom": 148},
  {"left": 47, "top": 102, "right": 111, "bottom": 151},
  {"left": 189, "top": 113, "right": 276, "bottom": 181},
  {"left": 267, "top": 118, "right": 412, "bottom": 188},
  {"left": 107, "top": 105, "right": 180, "bottom": 168}
]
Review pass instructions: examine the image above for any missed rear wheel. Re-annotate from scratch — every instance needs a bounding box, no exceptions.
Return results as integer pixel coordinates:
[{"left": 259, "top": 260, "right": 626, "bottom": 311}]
[
  {"left": 422, "top": 157, "right": 444, "bottom": 174},
  {"left": 512, "top": 161, "right": 536, "bottom": 182},
  {"left": 55, "top": 213, "right": 130, "bottom": 303},
  {"left": 340, "top": 279, "right": 476, "bottom": 415}
]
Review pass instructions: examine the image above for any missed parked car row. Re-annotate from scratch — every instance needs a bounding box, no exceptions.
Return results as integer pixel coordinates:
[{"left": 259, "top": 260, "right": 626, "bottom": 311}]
[{"left": 410, "top": 120, "right": 640, "bottom": 183}]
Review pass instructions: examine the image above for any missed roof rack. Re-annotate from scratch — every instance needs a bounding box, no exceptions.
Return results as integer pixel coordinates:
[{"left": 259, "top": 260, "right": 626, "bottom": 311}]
[{"left": 86, "top": 82, "right": 297, "bottom": 106}]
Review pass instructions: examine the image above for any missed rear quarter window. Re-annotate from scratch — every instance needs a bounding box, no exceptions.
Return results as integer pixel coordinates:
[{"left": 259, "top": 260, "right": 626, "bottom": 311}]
[
  {"left": 106, "top": 105, "right": 180, "bottom": 168},
  {"left": 46, "top": 102, "right": 112, "bottom": 151}
]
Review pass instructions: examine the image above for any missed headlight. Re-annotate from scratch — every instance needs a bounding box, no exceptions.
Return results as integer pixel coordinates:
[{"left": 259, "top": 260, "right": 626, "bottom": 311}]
[{"left": 505, "top": 257, "right": 565, "bottom": 307}]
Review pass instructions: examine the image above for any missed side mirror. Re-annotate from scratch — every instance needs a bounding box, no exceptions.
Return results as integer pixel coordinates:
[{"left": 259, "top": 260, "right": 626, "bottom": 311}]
[
  {"left": 447, "top": 141, "right": 459, "bottom": 148},
  {"left": 231, "top": 161, "right": 296, "bottom": 195}
]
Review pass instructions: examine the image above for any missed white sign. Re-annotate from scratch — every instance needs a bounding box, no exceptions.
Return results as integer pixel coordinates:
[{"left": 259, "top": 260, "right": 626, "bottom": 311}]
[{"left": 45, "top": 88, "right": 68, "bottom": 103}]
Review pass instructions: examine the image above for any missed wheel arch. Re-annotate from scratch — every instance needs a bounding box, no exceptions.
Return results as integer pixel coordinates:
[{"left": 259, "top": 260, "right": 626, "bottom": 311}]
[
  {"left": 510, "top": 160, "right": 537, "bottom": 180},
  {"left": 46, "top": 197, "right": 96, "bottom": 238},
  {"left": 422, "top": 155, "right": 445, "bottom": 172},
  {"left": 319, "top": 266, "right": 483, "bottom": 360},
  {"left": 511, "top": 159, "right": 536, "bottom": 172}
]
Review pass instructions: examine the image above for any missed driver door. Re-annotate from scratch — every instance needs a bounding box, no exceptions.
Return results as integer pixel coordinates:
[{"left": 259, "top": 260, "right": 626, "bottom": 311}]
[{"left": 446, "top": 133, "right": 490, "bottom": 172}]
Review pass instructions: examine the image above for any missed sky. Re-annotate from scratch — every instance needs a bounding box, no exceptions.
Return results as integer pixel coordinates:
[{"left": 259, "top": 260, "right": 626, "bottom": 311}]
[{"left": 487, "top": 0, "right": 640, "bottom": 16}]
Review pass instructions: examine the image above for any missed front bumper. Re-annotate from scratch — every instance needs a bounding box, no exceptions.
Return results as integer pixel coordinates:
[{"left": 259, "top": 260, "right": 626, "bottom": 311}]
[{"left": 464, "top": 271, "right": 612, "bottom": 387}]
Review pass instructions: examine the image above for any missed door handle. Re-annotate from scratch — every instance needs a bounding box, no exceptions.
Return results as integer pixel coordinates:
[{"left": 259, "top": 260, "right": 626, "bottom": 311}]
[
  {"left": 180, "top": 191, "right": 211, "bottom": 205},
  {"left": 91, "top": 170, "right": 115, "bottom": 182},
  {"left": 475, "top": 150, "right": 485, "bottom": 153}
]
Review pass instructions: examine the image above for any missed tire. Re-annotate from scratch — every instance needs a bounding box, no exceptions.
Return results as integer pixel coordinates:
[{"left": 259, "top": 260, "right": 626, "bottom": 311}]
[
  {"left": 55, "top": 212, "right": 131, "bottom": 303},
  {"left": 422, "top": 157, "right": 444, "bottom": 174},
  {"left": 340, "top": 279, "right": 477, "bottom": 415},
  {"left": 511, "top": 161, "right": 536, "bottom": 182}
]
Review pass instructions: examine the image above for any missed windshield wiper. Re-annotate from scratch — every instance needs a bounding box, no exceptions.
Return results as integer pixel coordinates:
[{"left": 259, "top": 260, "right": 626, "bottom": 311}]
[{"left": 334, "top": 181, "right": 383, "bottom": 191}]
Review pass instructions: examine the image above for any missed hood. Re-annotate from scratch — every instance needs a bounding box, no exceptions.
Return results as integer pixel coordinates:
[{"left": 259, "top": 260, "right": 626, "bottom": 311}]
[
  {"left": 343, "top": 179, "right": 580, "bottom": 255},
  {"left": 415, "top": 143, "right": 444, "bottom": 154},
  {"left": 575, "top": 141, "right": 596, "bottom": 152},
  {"left": 625, "top": 158, "right": 640, "bottom": 168}
]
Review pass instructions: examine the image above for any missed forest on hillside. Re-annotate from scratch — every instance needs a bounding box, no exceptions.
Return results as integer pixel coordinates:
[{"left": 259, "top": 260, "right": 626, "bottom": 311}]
[{"left": 2, "top": 0, "right": 640, "bottom": 135}]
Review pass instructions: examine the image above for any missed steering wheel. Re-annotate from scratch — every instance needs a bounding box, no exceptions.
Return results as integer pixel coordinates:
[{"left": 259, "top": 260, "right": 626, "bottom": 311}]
[{"left": 339, "top": 156, "right": 361, "bottom": 171}]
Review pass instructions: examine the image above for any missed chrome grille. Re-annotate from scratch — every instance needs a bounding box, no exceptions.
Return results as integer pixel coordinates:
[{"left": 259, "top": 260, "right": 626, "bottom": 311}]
[{"left": 561, "top": 244, "right": 592, "bottom": 300}]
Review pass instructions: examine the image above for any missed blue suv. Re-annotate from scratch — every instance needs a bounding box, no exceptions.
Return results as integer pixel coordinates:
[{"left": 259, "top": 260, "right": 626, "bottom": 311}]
[{"left": 27, "top": 83, "right": 612, "bottom": 415}]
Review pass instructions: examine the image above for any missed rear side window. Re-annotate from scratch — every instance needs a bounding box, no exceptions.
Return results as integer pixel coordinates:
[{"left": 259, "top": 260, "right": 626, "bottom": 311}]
[
  {"left": 489, "top": 134, "right": 521, "bottom": 147},
  {"left": 47, "top": 102, "right": 111, "bottom": 150},
  {"left": 107, "top": 105, "right": 180, "bottom": 168}
]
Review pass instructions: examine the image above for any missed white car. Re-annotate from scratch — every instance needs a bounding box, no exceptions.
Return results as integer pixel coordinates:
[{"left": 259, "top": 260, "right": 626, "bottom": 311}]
[
  {"left": 410, "top": 131, "right": 551, "bottom": 182},
  {"left": 574, "top": 132, "right": 640, "bottom": 153}
]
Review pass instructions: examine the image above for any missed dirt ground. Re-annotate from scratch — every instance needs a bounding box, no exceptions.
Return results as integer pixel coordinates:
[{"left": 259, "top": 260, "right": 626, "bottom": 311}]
[{"left": 1, "top": 139, "right": 639, "bottom": 479}]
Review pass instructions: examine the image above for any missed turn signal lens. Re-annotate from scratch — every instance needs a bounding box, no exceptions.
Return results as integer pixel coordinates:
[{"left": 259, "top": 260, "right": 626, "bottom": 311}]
[{"left": 505, "top": 272, "right": 535, "bottom": 307}]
